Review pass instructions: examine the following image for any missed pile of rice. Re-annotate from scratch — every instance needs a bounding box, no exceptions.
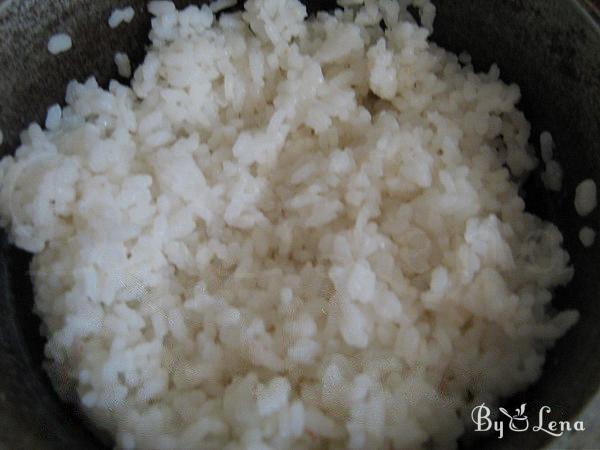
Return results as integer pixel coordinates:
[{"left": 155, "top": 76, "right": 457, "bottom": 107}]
[{"left": 0, "top": 0, "right": 578, "bottom": 449}]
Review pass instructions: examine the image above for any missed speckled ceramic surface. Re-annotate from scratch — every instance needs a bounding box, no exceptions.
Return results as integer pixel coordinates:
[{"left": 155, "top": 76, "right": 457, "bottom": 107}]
[{"left": 0, "top": 1, "right": 598, "bottom": 449}]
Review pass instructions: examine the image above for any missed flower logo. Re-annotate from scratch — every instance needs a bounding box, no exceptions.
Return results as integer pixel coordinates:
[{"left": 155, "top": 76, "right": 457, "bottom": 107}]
[{"left": 499, "top": 403, "right": 529, "bottom": 432}]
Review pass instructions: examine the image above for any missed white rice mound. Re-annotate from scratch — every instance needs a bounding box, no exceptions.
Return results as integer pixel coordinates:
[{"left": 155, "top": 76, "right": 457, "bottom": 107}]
[{"left": 0, "top": 0, "right": 579, "bottom": 449}]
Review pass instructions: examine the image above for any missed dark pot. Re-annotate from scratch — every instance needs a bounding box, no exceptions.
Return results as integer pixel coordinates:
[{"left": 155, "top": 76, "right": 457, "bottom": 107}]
[{"left": 0, "top": 0, "right": 598, "bottom": 449}]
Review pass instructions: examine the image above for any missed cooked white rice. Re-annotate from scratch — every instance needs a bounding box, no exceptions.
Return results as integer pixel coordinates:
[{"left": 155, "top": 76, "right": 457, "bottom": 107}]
[
  {"left": 114, "top": 52, "right": 132, "bottom": 78},
  {"left": 209, "top": 0, "right": 238, "bottom": 13},
  {"left": 575, "top": 179, "right": 597, "bottom": 217},
  {"left": 0, "top": 0, "right": 578, "bottom": 449},
  {"left": 47, "top": 33, "right": 72, "bottom": 54},
  {"left": 579, "top": 227, "right": 595, "bottom": 248},
  {"left": 541, "top": 159, "right": 563, "bottom": 192},
  {"left": 540, "top": 130, "right": 553, "bottom": 163},
  {"left": 539, "top": 131, "right": 563, "bottom": 192},
  {"left": 108, "top": 6, "right": 136, "bottom": 28},
  {"left": 44, "top": 104, "right": 62, "bottom": 131}
]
